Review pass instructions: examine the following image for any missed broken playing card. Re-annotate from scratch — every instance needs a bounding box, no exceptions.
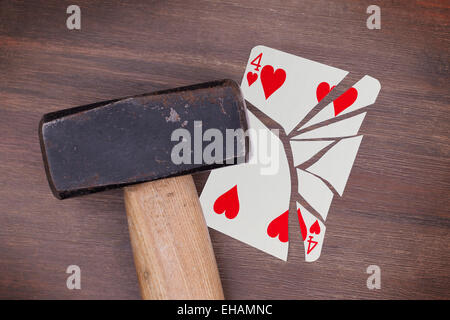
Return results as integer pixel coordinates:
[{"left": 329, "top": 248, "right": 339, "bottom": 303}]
[
  {"left": 242, "top": 45, "right": 349, "bottom": 135},
  {"left": 297, "top": 203, "right": 326, "bottom": 262},
  {"left": 200, "top": 45, "right": 381, "bottom": 262},
  {"left": 200, "top": 111, "right": 291, "bottom": 260}
]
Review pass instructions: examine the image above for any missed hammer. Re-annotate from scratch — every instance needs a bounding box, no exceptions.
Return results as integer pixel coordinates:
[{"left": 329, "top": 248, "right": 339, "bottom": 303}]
[{"left": 39, "top": 80, "right": 248, "bottom": 299}]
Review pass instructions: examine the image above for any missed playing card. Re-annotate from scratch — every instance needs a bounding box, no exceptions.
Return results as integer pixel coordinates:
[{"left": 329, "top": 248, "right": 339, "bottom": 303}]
[
  {"left": 200, "top": 110, "right": 291, "bottom": 260},
  {"left": 241, "top": 45, "right": 349, "bottom": 134},
  {"left": 305, "top": 135, "right": 364, "bottom": 196},
  {"left": 200, "top": 45, "right": 381, "bottom": 262},
  {"left": 297, "top": 169, "right": 334, "bottom": 220},
  {"left": 292, "top": 113, "right": 367, "bottom": 140},
  {"left": 297, "top": 203, "right": 326, "bottom": 262},
  {"left": 298, "top": 75, "right": 381, "bottom": 130}
]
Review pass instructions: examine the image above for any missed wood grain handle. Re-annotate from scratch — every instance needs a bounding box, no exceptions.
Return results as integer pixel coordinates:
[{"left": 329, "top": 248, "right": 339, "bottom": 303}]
[{"left": 123, "top": 175, "right": 224, "bottom": 300}]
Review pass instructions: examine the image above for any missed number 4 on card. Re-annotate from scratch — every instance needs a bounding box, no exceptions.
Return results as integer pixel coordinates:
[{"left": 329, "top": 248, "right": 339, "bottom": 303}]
[{"left": 250, "top": 53, "right": 263, "bottom": 71}]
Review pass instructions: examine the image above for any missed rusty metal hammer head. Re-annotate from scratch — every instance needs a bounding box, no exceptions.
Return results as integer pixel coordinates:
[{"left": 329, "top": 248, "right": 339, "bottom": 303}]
[{"left": 39, "top": 79, "right": 248, "bottom": 199}]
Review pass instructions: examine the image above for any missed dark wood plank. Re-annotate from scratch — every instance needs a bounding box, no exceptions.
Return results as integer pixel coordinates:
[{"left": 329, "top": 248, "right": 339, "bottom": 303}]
[{"left": 0, "top": 0, "right": 449, "bottom": 299}]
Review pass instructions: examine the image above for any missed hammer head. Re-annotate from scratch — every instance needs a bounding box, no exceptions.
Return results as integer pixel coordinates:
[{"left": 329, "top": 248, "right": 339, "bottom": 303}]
[{"left": 39, "top": 80, "right": 248, "bottom": 199}]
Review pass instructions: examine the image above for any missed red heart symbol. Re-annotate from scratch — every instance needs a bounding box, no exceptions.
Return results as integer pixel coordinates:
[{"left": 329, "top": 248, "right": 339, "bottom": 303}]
[
  {"left": 247, "top": 72, "right": 258, "bottom": 86},
  {"left": 260, "top": 65, "right": 286, "bottom": 99},
  {"left": 316, "top": 82, "right": 358, "bottom": 116},
  {"left": 316, "top": 81, "right": 335, "bottom": 103},
  {"left": 267, "top": 210, "right": 289, "bottom": 243},
  {"left": 333, "top": 87, "right": 358, "bottom": 116},
  {"left": 309, "top": 220, "right": 321, "bottom": 235},
  {"left": 213, "top": 185, "right": 240, "bottom": 219}
]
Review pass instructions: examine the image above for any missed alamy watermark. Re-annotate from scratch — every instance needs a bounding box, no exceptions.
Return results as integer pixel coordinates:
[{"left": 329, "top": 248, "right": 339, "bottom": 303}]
[
  {"left": 366, "top": 265, "right": 381, "bottom": 290},
  {"left": 170, "top": 121, "right": 281, "bottom": 175},
  {"left": 66, "top": 5, "right": 81, "bottom": 30},
  {"left": 66, "top": 265, "right": 81, "bottom": 290}
]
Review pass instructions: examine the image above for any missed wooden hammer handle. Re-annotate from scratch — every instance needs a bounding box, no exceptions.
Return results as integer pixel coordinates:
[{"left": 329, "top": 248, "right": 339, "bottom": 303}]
[{"left": 124, "top": 175, "right": 224, "bottom": 300}]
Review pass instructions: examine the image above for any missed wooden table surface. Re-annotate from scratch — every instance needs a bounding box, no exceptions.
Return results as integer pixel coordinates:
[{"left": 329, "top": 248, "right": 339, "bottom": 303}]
[{"left": 1, "top": 0, "right": 449, "bottom": 299}]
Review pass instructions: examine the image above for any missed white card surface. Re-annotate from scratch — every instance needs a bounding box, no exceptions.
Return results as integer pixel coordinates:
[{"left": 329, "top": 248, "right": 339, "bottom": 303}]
[
  {"left": 292, "top": 113, "right": 366, "bottom": 140},
  {"left": 297, "top": 169, "right": 334, "bottom": 220},
  {"left": 290, "top": 140, "right": 334, "bottom": 166},
  {"left": 307, "top": 135, "right": 363, "bottom": 196},
  {"left": 241, "top": 45, "right": 348, "bottom": 134},
  {"left": 200, "top": 111, "right": 291, "bottom": 260},
  {"left": 300, "top": 75, "right": 381, "bottom": 129},
  {"left": 297, "top": 203, "right": 326, "bottom": 262}
]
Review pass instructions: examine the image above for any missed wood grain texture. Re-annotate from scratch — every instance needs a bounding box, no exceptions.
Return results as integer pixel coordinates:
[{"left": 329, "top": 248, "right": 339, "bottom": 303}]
[
  {"left": 0, "top": 0, "right": 449, "bottom": 299},
  {"left": 124, "top": 176, "right": 223, "bottom": 299}
]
